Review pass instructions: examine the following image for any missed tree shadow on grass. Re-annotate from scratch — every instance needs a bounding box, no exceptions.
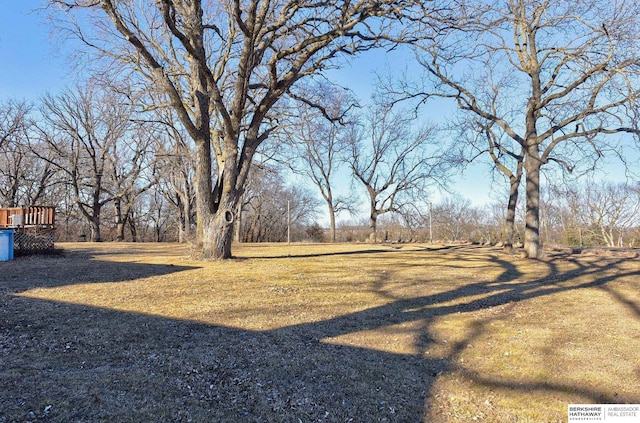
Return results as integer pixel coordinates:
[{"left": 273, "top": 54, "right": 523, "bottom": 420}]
[
  {"left": 240, "top": 248, "right": 401, "bottom": 260},
  {"left": 1, "top": 246, "right": 639, "bottom": 422},
  {"left": 1, "top": 297, "right": 442, "bottom": 421},
  {"left": 239, "top": 243, "right": 470, "bottom": 260},
  {"left": 0, "top": 248, "right": 200, "bottom": 291}
]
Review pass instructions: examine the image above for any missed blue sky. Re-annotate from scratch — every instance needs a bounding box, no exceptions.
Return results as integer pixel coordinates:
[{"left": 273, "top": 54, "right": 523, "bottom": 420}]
[{"left": 0, "top": 1, "right": 68, "bottom": 100}]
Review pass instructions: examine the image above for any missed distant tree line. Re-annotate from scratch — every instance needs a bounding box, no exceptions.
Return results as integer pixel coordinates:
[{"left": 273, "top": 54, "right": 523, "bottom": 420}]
[{"left": 3, "top": 89, "right": 640, "bottom": 249}]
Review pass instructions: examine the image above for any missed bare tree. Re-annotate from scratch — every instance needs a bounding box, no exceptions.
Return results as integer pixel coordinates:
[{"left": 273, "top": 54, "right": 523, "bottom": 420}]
[
  {"left": 544, "top": 182, "right": 586, "bottom": 245},
  {"left": 347, "top": 102, "right": 448, "bottom": 242},
  {"left": 455, "top": 118, "right": 525, "bottom": 252},
  {"left": 47, "top": 0, "right": 439, "bottom": 258},
  {"left": 156, "top": 142, "right": 196, "bottom": 243},
  {"left": 432, "top": 195, "right": 477, "bottom": 242},
  {"left": 551, "top": 180, "right": 640, "bottom": 247},
  {"left": 142, "top": 105, "right": 198, "bottom": 244},
  {"left": 588, "top": 183, "right": 640, "bottom": 247},
  {"left": 139, "top": 187, "right": 176, "bottom": 242},
  {"left": 238, "top": 166, "right": 319, "bottom": 243},
  {"left": 36, "top": 84, "right": 135, "bottom": 241},
  {"left": 286, "top": 82, "right": 357, "bottom": 242},
  {"left": 0, "top": 100, "right": 59, "bottom": 207},
  {"left": 0, "top": 99, "right": 29, "bottom": 150},
  {"left": 104, "top": 119, "right": 157, "bottom": 241},
  {"left": 411, "top": 0, "right": 640, "bottom": 257}
]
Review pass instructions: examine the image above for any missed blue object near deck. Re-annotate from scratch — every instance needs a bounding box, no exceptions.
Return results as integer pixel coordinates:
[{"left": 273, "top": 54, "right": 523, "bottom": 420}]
[{"left": 0, "top": 230, "right": 15, "bottom": 261}]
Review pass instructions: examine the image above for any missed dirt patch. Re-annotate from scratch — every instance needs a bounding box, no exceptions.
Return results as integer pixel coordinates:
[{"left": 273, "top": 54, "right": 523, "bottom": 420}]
[{"left": 1, "top": 242, "right": 639, "bottom": 422}]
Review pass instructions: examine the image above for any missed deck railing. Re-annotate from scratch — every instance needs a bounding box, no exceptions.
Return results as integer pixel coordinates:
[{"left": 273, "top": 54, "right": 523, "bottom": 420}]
[{"left": 0, "top": 207, "right": 56, "bottom": 229}]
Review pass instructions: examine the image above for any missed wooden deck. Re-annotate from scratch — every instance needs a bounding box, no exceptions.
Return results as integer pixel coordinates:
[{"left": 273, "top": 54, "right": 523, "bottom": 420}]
[{"left": 0, "top": 207, "right": 55, "bottom": 229}]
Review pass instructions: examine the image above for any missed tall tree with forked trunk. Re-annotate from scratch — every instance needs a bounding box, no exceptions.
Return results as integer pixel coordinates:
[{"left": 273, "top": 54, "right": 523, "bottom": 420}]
[
  {"left": 285, "top": 81, "right": 357, "bottom": 243},
  {"left": 346, "top": 102, "right": 450, "bottom": 243},
  {"left": 410, "top": 0, "right": 640, "bottom": 258},
  {"left": 47, "top": 0, "right": 446, "bottom": 258}
]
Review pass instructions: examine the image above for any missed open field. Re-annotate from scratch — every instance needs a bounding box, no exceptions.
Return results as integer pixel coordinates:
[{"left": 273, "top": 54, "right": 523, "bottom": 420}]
[{"left": 1, "top": 242, "right": 639, "bottom": 422}]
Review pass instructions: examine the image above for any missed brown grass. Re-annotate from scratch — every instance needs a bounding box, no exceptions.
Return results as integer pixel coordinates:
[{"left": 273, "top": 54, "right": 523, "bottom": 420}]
[{"left": 1, "top": 242, "right": 639, "bottom": 422}]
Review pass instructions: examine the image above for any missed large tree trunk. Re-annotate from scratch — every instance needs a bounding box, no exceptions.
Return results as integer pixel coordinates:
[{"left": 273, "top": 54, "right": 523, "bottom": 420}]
[
  {"left": 78, "top": 199, "right": 102, "bottom": 242},
  {"left": 193, "top": 137, "right": 215, "bottom": 249},
  {"left": 178, "top": 205, "right": 187, "bottom": 243},
  {"left": 114, "top": 198, "right": 126, "bottom": 241},
  {"left": 369, "top": 213, "right": 378, "bottom": 243},
  {"left": 329, "top": 205, "right": 337, "bottom": 243},
  {"left": 504, "top": 187, "right": 517, "bottom": 251},
  {"left": 176, "top": 192, "right": 192, "bottom": 243},
  {"left": 504, "top": 169, "right": 522, "bottom": 253},
  {"left": 325, "top": 189, "right": 336, "bottom": 243},
  {"left": 116, "top": 222, "right": 126, "bottom": 241},
  {"left": 368, "top": 188, "right": 378, "bottom": 242},
  {"left": 90, "top": 215, "right": 102, "bottom": 242},
  {"left": 183, "top": 198, "right": 192, "bottom": 243},
  {"left": 128, "top": 217, "right": 138, "bottom": 242},
  {"left": 524, "top": 154, "right": 542, "bottom": 258},
  {"left": 205, "top": 135, "right": 244, "bottom": 259},
  {"left": 205, "top": 191, "right": 239, "bottom": 259}
]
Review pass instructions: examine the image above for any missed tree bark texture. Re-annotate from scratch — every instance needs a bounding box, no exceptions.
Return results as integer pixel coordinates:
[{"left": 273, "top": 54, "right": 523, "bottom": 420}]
[
  {"left": 204, "top": 192, "right": 238, "bottom": 259},
  {"left": 369, "top": 212, "right": 378, "bottom": 243},
  {"left": 523, "top": 153, "right": 541, "bottom": 258},
  {"left": 193, "top": 135, "right": 215, "bottom": 244},
  {"left": 503, "top": 172, "right": 521, "bottom": 252},
  {"left": 328, "top": 203, "right": 337, "bottom": 243},
  {"left": 89, "top": 215, "right": 102, "bottom": 242},
  {"left": 114, "top": 198, "right": 126, "bottom": 241}
]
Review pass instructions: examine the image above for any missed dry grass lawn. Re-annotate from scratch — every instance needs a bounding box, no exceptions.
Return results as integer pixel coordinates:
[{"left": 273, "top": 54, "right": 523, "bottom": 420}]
[{"left": 1, "top": 242, "right": 639, "bottom": 422}]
